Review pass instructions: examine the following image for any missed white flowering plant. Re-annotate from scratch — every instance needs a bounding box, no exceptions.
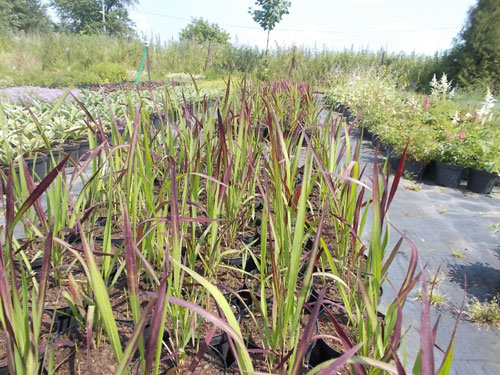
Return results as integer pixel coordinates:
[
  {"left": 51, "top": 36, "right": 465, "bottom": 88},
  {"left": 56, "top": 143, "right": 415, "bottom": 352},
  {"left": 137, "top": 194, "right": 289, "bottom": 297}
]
[
  {"left": 476, "top": 88, "right": 498, "bottom": 125},
  {"left": 430, "top": 73, "right": 455, "bottom": 100}
]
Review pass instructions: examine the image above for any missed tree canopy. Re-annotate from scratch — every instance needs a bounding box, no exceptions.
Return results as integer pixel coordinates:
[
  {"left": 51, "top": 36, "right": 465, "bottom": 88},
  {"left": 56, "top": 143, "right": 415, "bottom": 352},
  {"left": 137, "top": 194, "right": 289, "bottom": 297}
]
[
  {"left": 50, "top": 0, "right": 137, "bottom": 36},
  {"left": 449, "top": 0, "right": 500, "bottom": 89},
  {"left": 0, "top": 0, "right": 53, "bottom": 33},
  {"left": 249, "top": 0, "right": 291, "bottom": 55},
  {"left": 179, "top": 18, "right": 230, "bottom": 44},
  {"left": 249, "top": 0, "right": 291, "bottom": 32}
]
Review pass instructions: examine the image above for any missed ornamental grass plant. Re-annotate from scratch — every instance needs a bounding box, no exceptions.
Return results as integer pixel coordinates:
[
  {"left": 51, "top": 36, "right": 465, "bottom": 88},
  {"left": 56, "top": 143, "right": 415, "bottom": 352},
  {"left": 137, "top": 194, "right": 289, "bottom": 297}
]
[{"left": 0, "top": 79, "right": 459, "bottom": 374}]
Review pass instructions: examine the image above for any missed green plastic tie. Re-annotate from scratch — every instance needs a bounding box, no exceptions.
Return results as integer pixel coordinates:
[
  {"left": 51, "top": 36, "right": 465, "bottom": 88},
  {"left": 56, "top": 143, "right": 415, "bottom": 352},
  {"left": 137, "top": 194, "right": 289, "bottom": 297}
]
[{"left": 134, "top": 45, "right": 148, "bottom": 90}]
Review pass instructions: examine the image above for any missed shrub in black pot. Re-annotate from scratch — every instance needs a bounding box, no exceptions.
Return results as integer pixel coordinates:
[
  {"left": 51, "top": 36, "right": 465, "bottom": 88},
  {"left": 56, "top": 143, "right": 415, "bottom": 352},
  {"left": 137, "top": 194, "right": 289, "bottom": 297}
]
[
  {"left": 433, "top": 162, "right": 465, "bottom": 188},
  {"left": 467, "top": 169, "right": 499, "bottom": 194}
]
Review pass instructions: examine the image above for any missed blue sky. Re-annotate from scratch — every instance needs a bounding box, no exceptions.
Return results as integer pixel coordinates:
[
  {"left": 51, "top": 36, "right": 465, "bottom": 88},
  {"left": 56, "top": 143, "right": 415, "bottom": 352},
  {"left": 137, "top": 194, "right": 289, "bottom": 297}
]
[
  {"left": 128, "top": 0, "right": 476, "bottom": 54},
  {"left": 45, "top": 0, "right": 477, "bottom": 55}
]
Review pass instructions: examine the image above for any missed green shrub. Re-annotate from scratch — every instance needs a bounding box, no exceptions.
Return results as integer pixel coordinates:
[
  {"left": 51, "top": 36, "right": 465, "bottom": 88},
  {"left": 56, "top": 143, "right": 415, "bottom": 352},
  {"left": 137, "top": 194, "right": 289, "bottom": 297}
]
[{"left": 93, "top": 62, "right": 128, "bottom": 83}]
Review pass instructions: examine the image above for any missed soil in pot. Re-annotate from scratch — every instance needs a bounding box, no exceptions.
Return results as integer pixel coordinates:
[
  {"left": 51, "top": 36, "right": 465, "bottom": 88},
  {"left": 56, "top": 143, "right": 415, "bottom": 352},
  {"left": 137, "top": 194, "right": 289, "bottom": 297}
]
[
  {"left": 433, "top": 162, "right": 464, "bottom": 188},
  {"left": 237, "top": 299, "right": 352, "bottom": 373},
  {"left": 467, "top": 169, "right": 499, "bottom": 194}
]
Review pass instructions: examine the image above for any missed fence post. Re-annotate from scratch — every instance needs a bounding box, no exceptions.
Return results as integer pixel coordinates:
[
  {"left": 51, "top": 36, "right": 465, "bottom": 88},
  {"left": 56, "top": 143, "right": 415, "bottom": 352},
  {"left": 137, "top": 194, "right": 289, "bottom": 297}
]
[{"left": 146, "top": 41, "right": 151, "bottom": 82}]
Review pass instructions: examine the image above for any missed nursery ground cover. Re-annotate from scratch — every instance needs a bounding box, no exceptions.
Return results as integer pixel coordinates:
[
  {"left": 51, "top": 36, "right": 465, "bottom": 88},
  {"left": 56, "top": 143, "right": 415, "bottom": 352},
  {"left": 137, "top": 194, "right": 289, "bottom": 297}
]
[{"left": 354, "top": 137, "right": 500, "bottom": 375}]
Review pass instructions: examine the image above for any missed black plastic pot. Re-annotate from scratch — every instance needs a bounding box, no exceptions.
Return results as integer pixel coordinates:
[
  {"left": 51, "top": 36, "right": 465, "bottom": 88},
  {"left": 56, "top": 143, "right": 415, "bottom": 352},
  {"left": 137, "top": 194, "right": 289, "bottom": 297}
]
[
  {"left": 223, "top": 337, "right": 260, "bottom": 369},
  {"left": 46, "top": 148, "right": 63, "bottom": 169},
  {"left": 371, "top": 135, "right": 387, "bottom": 152},
  {"left": 150, "top": 114, "right": 164, "bottom": 129},
  {"left": 254, "top": 200, "right": 264, "bottom": 212},
  {"left": 62, "top": 143, "right": 80, "bottom": 162},
  {"left": 304, "top": 287, "right": 343, "bottom": 312},
  {"left": 78, "top": 140, "right": 91, "bottom": 161},
  {"left": 14, "top": 257, "right": 44, "bottom": 276},
  {"left": 1, "top": 154, "right": 48, "bottom": 188},
  {"left": 241, "top": 233, "right": 261, "bottom": 247},
  {"left": 305, "top": 338, "right": 342, "bottom": 368},
  {"left": 230, "top": 287, "right": 254, "bottom": 313},
  {"left": 362, "top": 128, "right": 374, "bottom": 141},
  {"left": 102, "top": 132, "right": 113, "bottom": 145},
  {"left": 65, "top": 231, "right": 81, "bottom": 244},
  {"left": 342, "top": 108, "right": 353, "bottom": 121},
  {"left": 23, "top": 152, "right": 48, "bottom": 181},
  {"left": 0, "top": 361, "right": 48, "bottom": 375},
  {"left": 201, "top": 333, "right": 233, "bottom": 369},
  {"left": 389, "top": 155, "right": 427, "bottom": 180},
  {"left": 117, "top": 318, "right": 170, "bottom": 342},
  {"left": 43, "top": 306, "right": 78, "bottom": 334},
  {"left": 95, "top": 237, "right": 125, "bottom": 247},
  {"left": 199, "top": 325, "right": 260, "bottom": 370},
  {"left": 223, "top": 256, "right": 259, "bottom": 273},
  {"left": 95, "top": 215, "right": 119, "bottom": 227},
  {"left": 467, "top": 169, "right": 499, "bottom": 194},
  {"left": 433, "top": 162, "right": 464, "bottom": 188}
]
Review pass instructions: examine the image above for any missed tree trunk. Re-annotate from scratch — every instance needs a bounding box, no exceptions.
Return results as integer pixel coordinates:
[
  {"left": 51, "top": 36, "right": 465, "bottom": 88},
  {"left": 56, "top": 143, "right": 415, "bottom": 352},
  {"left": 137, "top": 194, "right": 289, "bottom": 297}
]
[
  {"left": 265, "top": 29, "right": 270, "bottom": 57},
  {"left": 289, "top": 46, "right": 297, "bottom": 78},
  {"left": 204, "top": 40, "right": 213, "bottom": 72}
]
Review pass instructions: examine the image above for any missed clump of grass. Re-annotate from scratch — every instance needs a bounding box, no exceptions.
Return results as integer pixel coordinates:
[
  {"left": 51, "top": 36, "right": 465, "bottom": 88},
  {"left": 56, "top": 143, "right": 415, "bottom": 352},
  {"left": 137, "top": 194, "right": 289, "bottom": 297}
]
[
  {"left": 489, "top": 222, "right": 500, "bottom": 233},
  {"left": 429, "top": 272, "right": 444, "bottom": 286},
  {"left": 404, "top": 181, "right": 421, "bottom": 191},
  {"left": 452, "top": 251, "right": 466, "bottom": 259},
  {"left": 467, "top": 295, "right": 500, "bottom": 327},
  {"left": 416, "top": 290, "right": 447, "bottom": 306}
]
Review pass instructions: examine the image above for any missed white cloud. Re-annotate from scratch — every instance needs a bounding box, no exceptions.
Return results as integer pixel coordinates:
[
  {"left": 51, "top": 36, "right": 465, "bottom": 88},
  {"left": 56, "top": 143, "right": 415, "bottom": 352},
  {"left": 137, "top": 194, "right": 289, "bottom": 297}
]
[
  {"left": 130, "top": 12, "right": 152, "bottom": 34},
  {"left": 372, "top": 22, "right": 454, "bottom": 54}
]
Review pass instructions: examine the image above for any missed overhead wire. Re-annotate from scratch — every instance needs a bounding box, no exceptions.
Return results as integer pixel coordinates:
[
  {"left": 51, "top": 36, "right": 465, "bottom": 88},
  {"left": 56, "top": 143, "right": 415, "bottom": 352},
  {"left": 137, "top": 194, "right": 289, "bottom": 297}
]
[{"left": 133, "top": 9, "right": 456, "bottom": 34}]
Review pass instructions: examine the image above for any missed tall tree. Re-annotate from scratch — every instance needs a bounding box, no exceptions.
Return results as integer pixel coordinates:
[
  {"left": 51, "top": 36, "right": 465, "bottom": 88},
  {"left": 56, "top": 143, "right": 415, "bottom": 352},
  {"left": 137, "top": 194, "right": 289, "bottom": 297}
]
[
  {"left": 179, "top": 18, "right": 230, "bottom": 71},
  {"left": 0, "top": 0, "right": 53, "bottom": 33},
  {"left": 248, "top": 0, "right": 291, "bottom": 56},
  {"left": 50, "top": 0, "right": 137, "bottom": 36},
  {"left": 449, "top": 0, "right": 500, "bottom": 89},
  {"left": 179, "top": 18, "right": 230, "bottom": 44}
]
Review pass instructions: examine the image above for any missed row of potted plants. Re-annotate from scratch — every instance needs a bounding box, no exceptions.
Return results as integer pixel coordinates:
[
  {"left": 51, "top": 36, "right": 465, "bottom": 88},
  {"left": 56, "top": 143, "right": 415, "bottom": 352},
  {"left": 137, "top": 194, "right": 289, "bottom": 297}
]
[
  {"left": 0, "top": 83, "right": 223, "bottom": 174},
  {"left": 324, "top": 72, "right": 499, "bottom": 193},
  {"left": 0, "top": 79, "right": 458, "bottom": 374}
]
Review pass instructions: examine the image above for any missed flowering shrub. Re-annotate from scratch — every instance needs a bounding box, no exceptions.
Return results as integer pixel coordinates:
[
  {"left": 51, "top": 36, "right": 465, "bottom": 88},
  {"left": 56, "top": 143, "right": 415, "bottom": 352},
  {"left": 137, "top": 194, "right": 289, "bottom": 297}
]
[
  {"left": 435, "top": 129, "right": 468, "bottom": 165},
  {"left": 325, "top": 74, "right": 499, "bottom": 173},
  {"left": 430, "top": 73, "right": 455, "bottom": 100},
  {"left": 476, "top": 88, "right": 497, "bottom": 125}
]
